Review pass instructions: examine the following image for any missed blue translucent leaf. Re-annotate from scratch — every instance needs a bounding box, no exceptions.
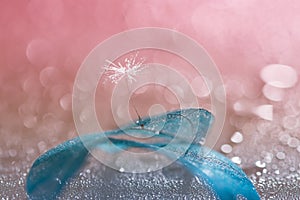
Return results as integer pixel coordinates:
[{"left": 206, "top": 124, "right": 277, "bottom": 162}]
[
  {"left": 26, "top": 108, "right": 260, "bottom": 200},
  {"left": 183, "top": 146, "right": 260, "bottom": 200},
  {"left": 26, "top": 138, "right": 88, "bottom": 199},
  {"left": 107, "top": 138, "right": 260, "bottom": 200}
]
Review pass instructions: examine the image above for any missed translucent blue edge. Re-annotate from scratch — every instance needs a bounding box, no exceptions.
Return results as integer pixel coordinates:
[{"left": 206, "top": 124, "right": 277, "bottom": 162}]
[{"left": 26, "top": 108, "right": 260, "bottom": 200}]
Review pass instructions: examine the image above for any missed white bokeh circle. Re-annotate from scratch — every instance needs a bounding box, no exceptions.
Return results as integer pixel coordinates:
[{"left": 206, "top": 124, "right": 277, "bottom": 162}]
[{"left": 73, "top": 27, "right": 226, "bottom": 173}]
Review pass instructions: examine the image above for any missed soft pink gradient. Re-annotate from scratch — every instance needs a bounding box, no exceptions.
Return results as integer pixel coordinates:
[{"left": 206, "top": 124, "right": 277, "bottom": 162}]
[
  {"left": 0, "top": 1, "right": 299, "bottom": 143},
  {"left": 2, "top": 1, "right": 300, "bottom": 75},
  {"left": 0, "top": 0, "right": 299, "bottom": 155}
]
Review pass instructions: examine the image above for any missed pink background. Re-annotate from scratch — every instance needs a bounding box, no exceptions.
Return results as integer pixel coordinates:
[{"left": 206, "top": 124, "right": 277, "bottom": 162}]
[{"left": 1, "top": 1, "right": 300, "bottom": 147}]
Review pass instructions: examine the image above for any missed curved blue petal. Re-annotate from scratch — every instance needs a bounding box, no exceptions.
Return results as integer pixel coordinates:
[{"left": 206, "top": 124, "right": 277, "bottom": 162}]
[
  {"left": 26, "top": 138, "right": 88, "bottom": 200},
  {"left": 181, "top": 145, "right": 260, "bottom": 200},
  {"left": 107, "top": 138, "right": 260, "bottom": 200},
  {"left": 26, "top": 108, "right": 260, "bottom": 199}
]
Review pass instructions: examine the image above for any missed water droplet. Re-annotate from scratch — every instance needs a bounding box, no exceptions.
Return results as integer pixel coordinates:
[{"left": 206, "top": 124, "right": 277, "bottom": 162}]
[
  {"left": 26, "top": 39, "right": 56, "bottom": 67},
  {"left": 80, "top": 107, "right": 92, "bottom": 123},
  {"left": 233, "top": 101, "right": 249, "bottom": 115},
  {"left": 256, "top": 171, "right": 262, "bottom": 176},
  {"left": 22, "top": 75, "right": 42, "bottom": 94},
  {"left": 119, "top": 168, "right": 125, "bottom": 172},
  {"left": 236, "top": 194, "right": 247, "bottom": 200},
  {"left": 276, "top": 152, "right": 286, "bottom": 160},
  {"left": 231, "top": 131, "right": 243, "bottom": 143},
  {"left": 289, "top": 167, "right": 296, "bottom": 172},
  {"left": 279, "top": 133, "right": 290, "bottom": 145},
  {"left": 39, "top": 67, "right": 61, "bottom": 88},
  {"left": 60, "top": 93, "right": 72, "bottom": 111},
  {"left": 260, "top": 64, "right": 298, "bottom": 88},
  {"left": 287, "top": 137, "right": 299, "bottom": 148},
  {"left": 252, "top": 104, "right": 273, "bottom": 121},
  {"left": 56, "top": 178, "right": 62, "bottom": 185},
  {"left": 220, "top": 144, "right": 232, "bottom": 154},
  {"left": 262, "top": 84, "right": 285, "bottom": 101},
  {"left": 231, "top": 156, "right": 242, "bottom": 165},
  {"left": 23, "top": 115, "right": 38, "bottom": 128},
  {"left": 255, "top": 161, "right": 266, "bottom": 168},
  {"left": 49, "top": 84, "right": 70, "bottom": 102}
]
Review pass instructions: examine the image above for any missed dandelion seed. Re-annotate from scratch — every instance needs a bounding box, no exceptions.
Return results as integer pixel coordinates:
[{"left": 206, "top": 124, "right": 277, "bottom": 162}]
[{"left": 103, "top": 52, "right": 145, "bottom": 84}]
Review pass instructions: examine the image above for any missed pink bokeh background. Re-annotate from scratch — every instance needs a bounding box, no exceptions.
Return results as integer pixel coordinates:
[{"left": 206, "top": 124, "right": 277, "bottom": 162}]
[
  {"left": 1, "top": 0, "right": 300, "bottom": 146},
  {"left": 1, "top": 0, "right": 300, "bottom": 156},
  {"left": 2, "top": 0, "right": 300, "bottom": 77},
  {"left": 1, "top": 1, "right": 299, "bottom": 135}
]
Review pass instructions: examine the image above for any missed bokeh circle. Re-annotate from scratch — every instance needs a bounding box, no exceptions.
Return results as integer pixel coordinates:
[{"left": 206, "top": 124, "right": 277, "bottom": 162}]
[{"left": 73, "top": 27, "right": 226, "bottom": 173}]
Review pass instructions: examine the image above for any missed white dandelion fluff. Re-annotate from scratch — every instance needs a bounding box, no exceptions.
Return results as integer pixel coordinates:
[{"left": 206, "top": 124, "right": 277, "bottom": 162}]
[{"left": 103, "top": 52, "right": 145, "bottom": 84}]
